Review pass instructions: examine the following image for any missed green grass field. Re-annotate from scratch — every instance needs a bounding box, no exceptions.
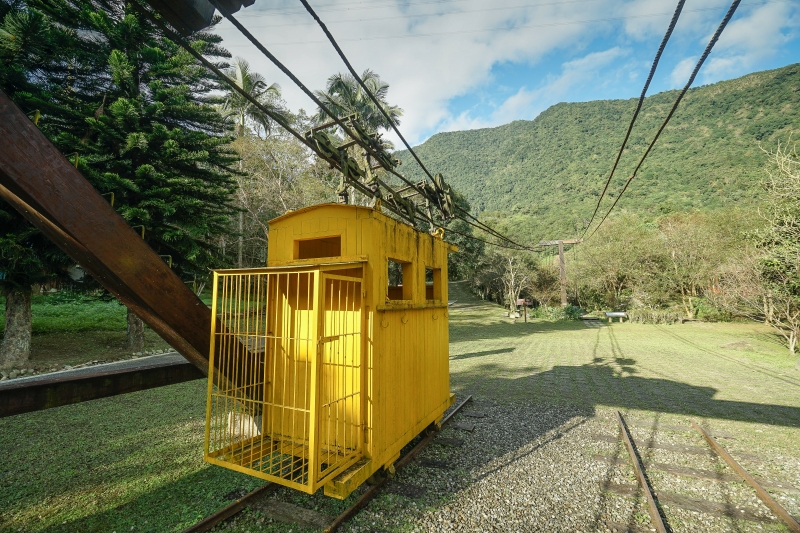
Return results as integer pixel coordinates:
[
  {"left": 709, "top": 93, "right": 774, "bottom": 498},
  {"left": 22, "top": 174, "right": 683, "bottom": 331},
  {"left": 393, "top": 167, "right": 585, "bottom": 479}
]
[{"left": 0, "top": 283, "right": 798, "bottom": 532}]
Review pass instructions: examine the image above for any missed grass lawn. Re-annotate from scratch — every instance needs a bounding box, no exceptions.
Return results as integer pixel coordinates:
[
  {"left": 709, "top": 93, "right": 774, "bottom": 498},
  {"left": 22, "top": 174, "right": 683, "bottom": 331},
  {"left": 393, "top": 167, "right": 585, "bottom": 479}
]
[
  {"left": 0, "top": 282, "right": 798, "bottom": 532},
  {"left": 0, "top": 293, "right": 186, "bottom": 371}
]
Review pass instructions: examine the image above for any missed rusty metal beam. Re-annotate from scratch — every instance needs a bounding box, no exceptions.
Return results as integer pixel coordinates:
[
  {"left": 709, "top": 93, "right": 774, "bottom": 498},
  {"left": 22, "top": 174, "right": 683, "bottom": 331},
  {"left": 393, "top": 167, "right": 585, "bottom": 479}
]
[
  {"left": 0, "top": 90, "right": 211, "bottom": 372},
  {"left": 616, "top": 411, "right": 669, "bottom": 533},
  {"left": 692, "top": 421, "right": 800, "bottom": 533},
  {"left": 0, "top": 360, "right": 205, "bottom": 418}
]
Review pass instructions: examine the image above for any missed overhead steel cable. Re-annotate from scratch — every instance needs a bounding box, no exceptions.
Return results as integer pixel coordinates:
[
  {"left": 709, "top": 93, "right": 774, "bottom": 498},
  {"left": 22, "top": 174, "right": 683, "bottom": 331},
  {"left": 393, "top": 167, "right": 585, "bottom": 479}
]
[
  {"left": 586, "top": 0, "right": 742, "bottom": 240},
  {"left": 583, "top": 0, "right": 686, "bottom": 238},
  {"left": 129, "top": 0, "right": 414, "bottom": 227},
  {"left": 130, "top": 0, "right": 532, "bottom": 253},
  {"left": 298, "top": 0, "right": 438, "bottom": 185},
  {"left": 226, "top": 0, "right": 785, "bottom": 46},
  {"left": 297, "top": 0, "right": 536, "bottom": 250},
  {"left": 133, "top": 0, "right": 535, "bottom": 252},
  {"left": 207, "top": 0, "right": 403, "bottom": 176},
  {"left": 212, "top": 0, "right": 533, "bottom": 250}
]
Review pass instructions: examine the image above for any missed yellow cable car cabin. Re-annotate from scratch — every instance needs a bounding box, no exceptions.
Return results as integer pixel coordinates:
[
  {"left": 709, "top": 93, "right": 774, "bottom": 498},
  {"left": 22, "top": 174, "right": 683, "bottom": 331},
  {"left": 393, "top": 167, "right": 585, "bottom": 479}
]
[{"left": 204, "top": 202, "right": 456, "bottom": 499}]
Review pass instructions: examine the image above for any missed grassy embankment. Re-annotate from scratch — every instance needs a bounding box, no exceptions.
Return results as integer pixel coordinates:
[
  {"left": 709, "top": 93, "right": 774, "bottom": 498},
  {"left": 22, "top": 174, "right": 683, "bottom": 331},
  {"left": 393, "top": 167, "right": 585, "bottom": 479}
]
[{"left": 0, "top": 282, "right": 798, "bottom": 532}]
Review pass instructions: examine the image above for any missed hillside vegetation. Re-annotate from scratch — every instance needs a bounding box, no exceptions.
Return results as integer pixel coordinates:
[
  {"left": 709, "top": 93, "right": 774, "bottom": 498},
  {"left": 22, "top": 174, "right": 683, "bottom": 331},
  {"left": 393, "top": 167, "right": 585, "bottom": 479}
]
[{"left": 398, "top": 63, "right": 800, "bottom": 242}]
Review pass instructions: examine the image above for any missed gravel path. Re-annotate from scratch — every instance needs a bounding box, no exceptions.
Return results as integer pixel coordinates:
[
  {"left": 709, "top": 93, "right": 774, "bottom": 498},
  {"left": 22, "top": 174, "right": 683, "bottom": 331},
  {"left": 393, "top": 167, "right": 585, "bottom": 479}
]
[{"left": 339, "top": 399, "right": 800, "bottom": 533}]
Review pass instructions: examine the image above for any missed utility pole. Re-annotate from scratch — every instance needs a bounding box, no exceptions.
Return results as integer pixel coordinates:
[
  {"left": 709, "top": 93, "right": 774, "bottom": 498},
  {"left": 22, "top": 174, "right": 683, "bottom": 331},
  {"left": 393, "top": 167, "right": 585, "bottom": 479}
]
[{"left": 538, "top": 238, "right": 583, "bottom": 306}]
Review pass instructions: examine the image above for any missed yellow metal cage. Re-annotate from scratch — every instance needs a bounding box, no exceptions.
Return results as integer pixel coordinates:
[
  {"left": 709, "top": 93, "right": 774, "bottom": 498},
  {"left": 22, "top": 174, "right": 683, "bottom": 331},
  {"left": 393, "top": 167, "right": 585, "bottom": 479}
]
[{"left": 205, "top": 264, "right": 364, "bottom": 494}]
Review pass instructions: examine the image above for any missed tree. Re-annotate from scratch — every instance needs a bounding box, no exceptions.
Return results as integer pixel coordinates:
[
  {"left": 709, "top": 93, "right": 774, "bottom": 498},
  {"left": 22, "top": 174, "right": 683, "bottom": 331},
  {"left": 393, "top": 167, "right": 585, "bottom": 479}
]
[
  {"left": 0, "top": 2, "right": 74, "bottom": 369},
  {"left": 712, "top": 140, "right": 800, "bottom": 361},
  {"left": 313, "top": 70, "right": 403, "bottom": 205},
  {"left": 1, "top": 0, "right": 239, "bottom": 352},
  {"left": 65, "top": 9, "right": 238, "bottom": 350},
  {"left": 220, "top": 57, "right": 283, "bottom": 138},
  {"left": 313, "top": 69, "right": 402, "bottom": 133},
  {"left": 230, "top": 118, "right": 339, "bottom": 267},
  {"left": 499, "top": 252, "right": 533, "bottom": 317},
  {"left": 571, "top": 214, "right": 662, "bottom": 310},
  {"left": 528, "top": 263, "right": 560, "bottom": 308},
  {"left": 718, "top": 144, "right": 800, "bottom": 360},
  {"left": 657, "top": 212, "right": 747, "bottom": 319}
]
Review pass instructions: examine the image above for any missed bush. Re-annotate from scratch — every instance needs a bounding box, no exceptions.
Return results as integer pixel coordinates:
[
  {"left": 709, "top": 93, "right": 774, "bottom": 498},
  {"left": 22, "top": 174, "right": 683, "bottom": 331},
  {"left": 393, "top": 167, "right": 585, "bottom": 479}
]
[
  {"left": 562, "top": 305, "right": 584, "bottom": 320},
  {"left": 626, "top": 308, "right": 684, "bottom": 325},
  {"left": 694, "top": 299, "right": 732, "bottom": 322}
]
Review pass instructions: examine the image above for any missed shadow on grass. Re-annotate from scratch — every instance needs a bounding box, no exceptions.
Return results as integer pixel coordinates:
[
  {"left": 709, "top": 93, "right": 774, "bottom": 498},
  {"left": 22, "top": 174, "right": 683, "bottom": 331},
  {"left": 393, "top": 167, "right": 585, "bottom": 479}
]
[
  {"left": 450, "top": 347, "right": 515, "bottom": 360},
  {"left": 449, "top": 318, "right": 587, "bottom": 345},
  {"left": 458, "top": 358, "right": 800, "bottom": 428}
]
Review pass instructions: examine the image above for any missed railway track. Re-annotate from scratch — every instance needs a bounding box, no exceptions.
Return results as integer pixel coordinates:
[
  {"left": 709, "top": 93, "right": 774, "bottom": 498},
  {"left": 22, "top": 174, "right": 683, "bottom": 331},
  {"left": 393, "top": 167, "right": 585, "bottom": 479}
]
[
  {"left": 614, "top": 411, "right": 800, "bottom": 533},
  {"left": 183, "top": 394, "right": 473, "bottom": 533}
]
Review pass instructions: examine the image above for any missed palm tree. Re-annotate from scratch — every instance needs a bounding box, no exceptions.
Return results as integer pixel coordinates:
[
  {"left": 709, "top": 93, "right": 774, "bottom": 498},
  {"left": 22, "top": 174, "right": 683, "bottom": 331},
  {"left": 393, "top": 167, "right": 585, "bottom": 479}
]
[
  {"left": 221, "top": 57, "right": 283, "bottom": 137},
  {"left": 313, "top": 69, "right": 402, "bottom": 135}
]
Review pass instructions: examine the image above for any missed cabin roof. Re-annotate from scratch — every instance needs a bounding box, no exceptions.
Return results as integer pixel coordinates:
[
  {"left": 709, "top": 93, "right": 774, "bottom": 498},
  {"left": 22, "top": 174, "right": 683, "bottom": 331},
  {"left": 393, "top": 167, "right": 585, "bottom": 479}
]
[{"left": 268, "top": 203, "right": 376, "bottom": 225}]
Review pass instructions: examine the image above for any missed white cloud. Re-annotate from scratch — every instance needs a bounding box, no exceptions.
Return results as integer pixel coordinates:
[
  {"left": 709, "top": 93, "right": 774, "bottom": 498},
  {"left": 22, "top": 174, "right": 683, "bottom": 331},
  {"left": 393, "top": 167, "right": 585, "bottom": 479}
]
[
  {"left": 213, "top": 0, "right": 623, "bottom": 144},
  {"left": 703, "top": 2, "right": 800, "bottom": 80},
  {"left": 670, "top": 56, "right": 696, "bottom": 87}
]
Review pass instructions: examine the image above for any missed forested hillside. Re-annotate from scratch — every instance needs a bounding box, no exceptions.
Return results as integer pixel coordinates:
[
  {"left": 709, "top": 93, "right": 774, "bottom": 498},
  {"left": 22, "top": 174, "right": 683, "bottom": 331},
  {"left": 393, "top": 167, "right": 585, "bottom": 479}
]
[{"left": 398, "top": 63, "right": 800, "bottom": 242}]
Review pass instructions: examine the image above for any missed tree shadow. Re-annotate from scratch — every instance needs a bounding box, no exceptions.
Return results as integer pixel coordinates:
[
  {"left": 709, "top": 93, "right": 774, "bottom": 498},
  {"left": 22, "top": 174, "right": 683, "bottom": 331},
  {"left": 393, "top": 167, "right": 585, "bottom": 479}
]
[
  {"left": 456, "top": 358, "right": 800, "bottom": 428},
  {"left": 449, "top": 347, "right": 515, "bottom": 360}
]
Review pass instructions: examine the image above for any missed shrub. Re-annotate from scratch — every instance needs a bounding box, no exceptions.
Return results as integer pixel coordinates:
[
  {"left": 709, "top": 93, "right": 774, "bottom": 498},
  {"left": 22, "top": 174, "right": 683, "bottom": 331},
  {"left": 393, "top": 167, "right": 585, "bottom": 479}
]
[
  {"left": 562, "top": 305, "right": 585, "bottom": 320},
  {"left": 626, "top": 308, "right": 683, "bottom": 325},
  {"left": 530, "top": 305, "right": 585, "bottom": 321}
]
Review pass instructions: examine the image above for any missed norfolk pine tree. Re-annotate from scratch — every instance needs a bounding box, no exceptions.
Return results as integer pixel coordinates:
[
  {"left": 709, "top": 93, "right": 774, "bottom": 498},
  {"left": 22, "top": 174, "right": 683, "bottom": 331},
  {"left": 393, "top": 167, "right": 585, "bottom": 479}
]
[{"left": 1, "top": 1, "right": 238, "bottom": 356}]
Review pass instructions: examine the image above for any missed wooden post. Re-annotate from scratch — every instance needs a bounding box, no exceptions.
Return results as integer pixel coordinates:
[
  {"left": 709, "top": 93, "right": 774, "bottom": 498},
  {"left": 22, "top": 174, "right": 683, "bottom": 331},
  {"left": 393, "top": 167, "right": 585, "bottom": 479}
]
[
  {"left": 558, "top": 240, "right": 566, "bottom": 306},
  {"left": 538, "top": 238, "right": 582, "bottom": 308}
]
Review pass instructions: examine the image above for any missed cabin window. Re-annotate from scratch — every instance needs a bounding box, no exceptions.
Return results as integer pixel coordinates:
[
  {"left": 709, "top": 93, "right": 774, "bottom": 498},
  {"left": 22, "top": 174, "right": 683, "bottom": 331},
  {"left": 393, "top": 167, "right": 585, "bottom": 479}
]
[
  {"left": 387, "top": 259, "right": 413, "bottom": 301},
  {"left": 425, "top": 267, "right": 442, "bottom": 301},
  {"left": 295, "top": 236, "right": 341, "bottom": 260}
]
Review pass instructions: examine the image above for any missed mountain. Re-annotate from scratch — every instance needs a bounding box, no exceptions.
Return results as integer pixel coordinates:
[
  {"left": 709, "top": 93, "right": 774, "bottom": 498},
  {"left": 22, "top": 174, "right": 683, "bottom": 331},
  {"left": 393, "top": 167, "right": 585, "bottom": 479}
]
[{"left": 396, "top": 63, "right": 800, "bottom": 243}]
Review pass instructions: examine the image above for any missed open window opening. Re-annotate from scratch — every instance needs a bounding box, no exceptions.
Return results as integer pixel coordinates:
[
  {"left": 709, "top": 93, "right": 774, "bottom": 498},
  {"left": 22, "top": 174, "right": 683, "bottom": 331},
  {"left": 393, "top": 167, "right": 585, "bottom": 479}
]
[
  {"left": 387, "top": 259, "right": 413, "bottom": 301},
  {"left": 295, "top": 235, "right": 341, "bottom": 260},
  {"left": 425, "top": 267, "right": 442, "bottom": 301}
]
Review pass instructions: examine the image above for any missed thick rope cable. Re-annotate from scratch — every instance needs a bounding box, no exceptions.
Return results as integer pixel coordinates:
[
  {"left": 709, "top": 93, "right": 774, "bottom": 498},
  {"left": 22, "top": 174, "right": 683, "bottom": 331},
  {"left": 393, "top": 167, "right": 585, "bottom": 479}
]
[
  {"left": 297, "top": 0, "right": 536, "bottom": 249},
  {"left": 133, "top": 0, "right": 536, "bottom": 252},
  {"left": 583, "top": 0, "right": 686, "bottom": 237},
  {"left": 586, "top": 0, "right": 742, "bottom": 240},
  {"left": 297, "top": 0, "right": 437, "bottom": 184}
]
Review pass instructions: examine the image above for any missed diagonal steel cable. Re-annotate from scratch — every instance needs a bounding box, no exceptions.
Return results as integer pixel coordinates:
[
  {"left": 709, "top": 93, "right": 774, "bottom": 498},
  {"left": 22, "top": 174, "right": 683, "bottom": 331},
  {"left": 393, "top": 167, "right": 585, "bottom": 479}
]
[
  {"left": 587, "top": 0, "right": 742, "bottom": 240},
  {"left": 583, "top": 0, "right": 687, "bottom": 237},
  {"left": 297, "top": 0, "right": 535, "bottom": 249}
]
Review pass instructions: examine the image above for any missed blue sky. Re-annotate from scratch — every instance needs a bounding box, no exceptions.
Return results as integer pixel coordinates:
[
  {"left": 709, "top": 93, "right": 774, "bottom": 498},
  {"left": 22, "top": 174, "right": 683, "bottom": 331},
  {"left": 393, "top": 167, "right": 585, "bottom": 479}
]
[{"left": 214, "top": 0, "right": 800, "bottom": 145}]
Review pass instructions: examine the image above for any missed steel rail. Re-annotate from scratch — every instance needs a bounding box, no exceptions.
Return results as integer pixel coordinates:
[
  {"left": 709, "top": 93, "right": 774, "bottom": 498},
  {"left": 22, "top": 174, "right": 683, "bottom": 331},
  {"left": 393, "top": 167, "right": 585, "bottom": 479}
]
[
  {"left": 181, "top": 483, "right": 281, "bottom": 533},
  {"left": 324, "top": 394, "right": 473, "bottom": 533},
  {"left": 691, "top": 421, "right": 800, "bottom": 532},
  {"left": 181, "top": 395, "right": 472, "bottom": 532},
  {"left": 616, "top": 411, "right": 669, "bottom": 533}
]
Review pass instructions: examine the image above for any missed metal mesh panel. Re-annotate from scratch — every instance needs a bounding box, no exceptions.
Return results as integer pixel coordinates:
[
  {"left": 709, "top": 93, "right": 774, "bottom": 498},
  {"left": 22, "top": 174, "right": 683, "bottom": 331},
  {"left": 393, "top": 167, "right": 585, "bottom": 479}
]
[
  {"left": 207, "top": 271, "right": 315, "bottom": 489},
  {"left": 205, "top": 268, "right": 362, "bottom": 492},
  {"left": 319, "top": 276, "right": 362, "bottom": 478}
]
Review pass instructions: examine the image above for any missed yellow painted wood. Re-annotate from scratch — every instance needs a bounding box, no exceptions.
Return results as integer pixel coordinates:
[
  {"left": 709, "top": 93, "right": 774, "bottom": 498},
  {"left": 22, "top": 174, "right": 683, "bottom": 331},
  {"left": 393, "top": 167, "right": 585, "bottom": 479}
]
[{"left": 205, "top": 203, "right": 456, "bottom": 499}]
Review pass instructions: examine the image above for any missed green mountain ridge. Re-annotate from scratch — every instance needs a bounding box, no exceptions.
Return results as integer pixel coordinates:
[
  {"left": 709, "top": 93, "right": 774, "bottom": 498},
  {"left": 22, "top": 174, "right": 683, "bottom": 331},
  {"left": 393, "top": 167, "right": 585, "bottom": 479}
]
[{"left": 397, "top": 63, "right": 800, "bottom": 243}]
